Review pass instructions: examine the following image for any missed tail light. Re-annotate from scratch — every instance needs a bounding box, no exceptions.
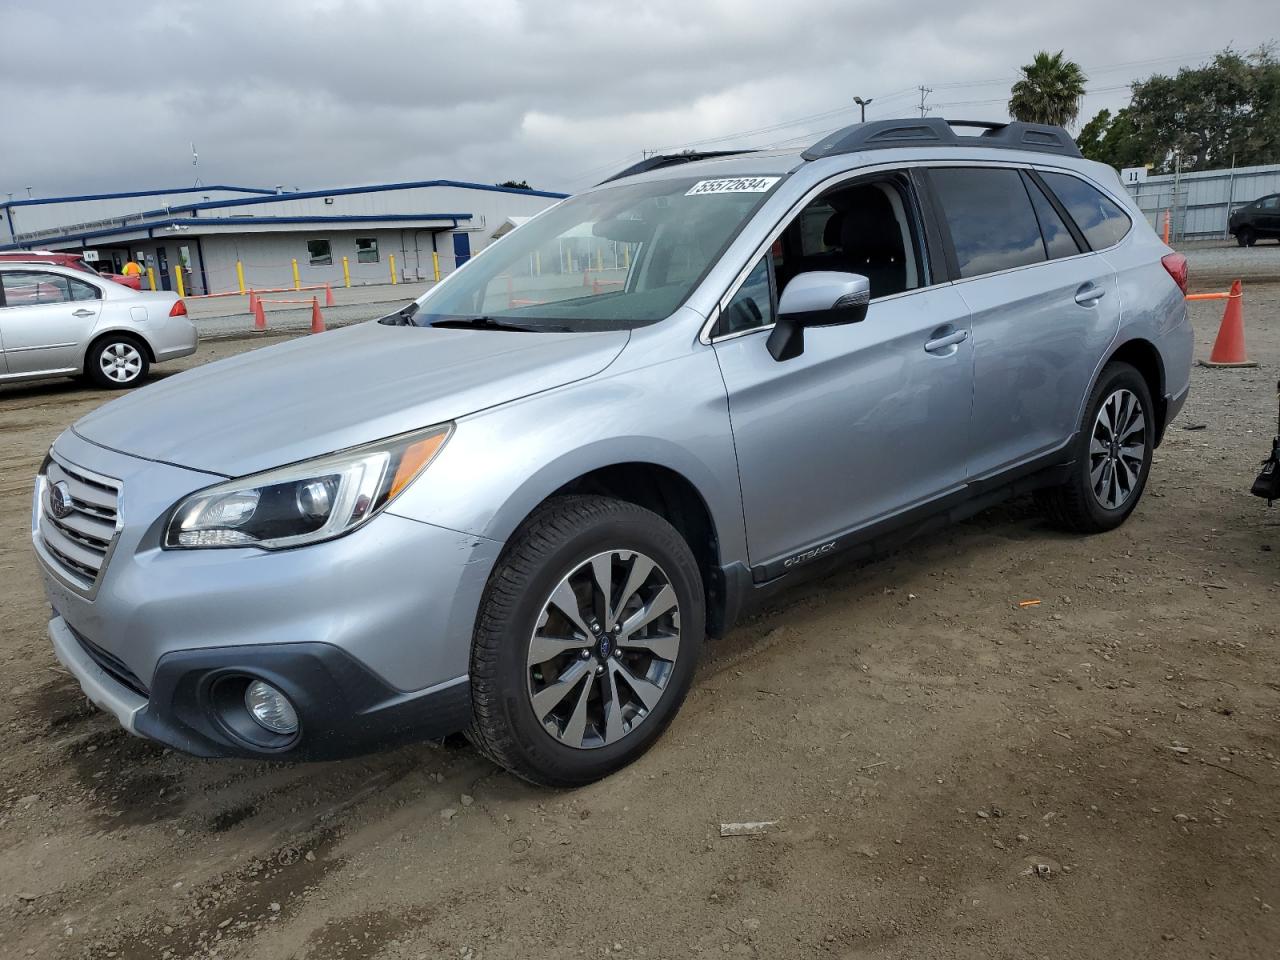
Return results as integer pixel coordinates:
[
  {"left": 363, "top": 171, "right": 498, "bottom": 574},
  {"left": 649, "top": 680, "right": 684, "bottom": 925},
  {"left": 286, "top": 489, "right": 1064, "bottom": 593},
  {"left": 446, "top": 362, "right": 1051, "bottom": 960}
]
[
  {"left": 1161, "top": 253, "right": 1188, "bottom": 295},
  {"left": 169, "top": 299, "right": 188, "bottom": 317}
]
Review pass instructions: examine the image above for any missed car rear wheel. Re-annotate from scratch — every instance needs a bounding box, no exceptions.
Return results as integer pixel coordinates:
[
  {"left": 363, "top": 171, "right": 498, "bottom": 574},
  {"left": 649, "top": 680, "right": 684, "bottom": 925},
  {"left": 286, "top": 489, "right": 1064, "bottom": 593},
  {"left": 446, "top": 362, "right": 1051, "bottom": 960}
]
[
  {"left": 466, "top": 495, "right": 704, "bottom": 786},
  {"left": 1035, "top": 362, "right": 1154, "bottom": 534},
  {"left": 86, "top": 335, "right": 150, "bottom": 389},
  {"left": 1237, "top": 227, "right": 1256, "bottom": 247}
]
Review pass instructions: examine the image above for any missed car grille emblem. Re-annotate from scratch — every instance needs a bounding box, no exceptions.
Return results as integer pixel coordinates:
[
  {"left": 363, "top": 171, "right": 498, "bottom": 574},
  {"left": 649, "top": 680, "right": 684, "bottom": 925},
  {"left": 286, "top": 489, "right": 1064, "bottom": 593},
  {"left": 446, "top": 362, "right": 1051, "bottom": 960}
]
[{"left": 49, "top": 481, "right": 75, "bottom": 520}]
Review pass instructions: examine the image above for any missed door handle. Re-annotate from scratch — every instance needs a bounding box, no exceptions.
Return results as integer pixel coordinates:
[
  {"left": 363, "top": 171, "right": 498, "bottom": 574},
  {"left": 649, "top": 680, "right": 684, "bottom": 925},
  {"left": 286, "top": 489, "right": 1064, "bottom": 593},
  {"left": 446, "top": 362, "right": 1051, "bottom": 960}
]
[
  {"left": 1074, "top": 284, "right": 1106, "bottom": 305},
  {"left": 924, "top": 329, "right": 969, "bottom": 353},
  {"left": 72, "top": 308, "right": 95, "bottom": 317}
]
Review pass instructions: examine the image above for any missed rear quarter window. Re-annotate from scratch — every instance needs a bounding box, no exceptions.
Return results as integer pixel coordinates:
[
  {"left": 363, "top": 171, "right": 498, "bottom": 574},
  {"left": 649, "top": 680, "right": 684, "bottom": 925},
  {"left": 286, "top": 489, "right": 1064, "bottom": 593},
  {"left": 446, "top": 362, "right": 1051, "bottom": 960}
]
[{"left": 1040, "top": 172, "right": 1132, "bottom": 250}]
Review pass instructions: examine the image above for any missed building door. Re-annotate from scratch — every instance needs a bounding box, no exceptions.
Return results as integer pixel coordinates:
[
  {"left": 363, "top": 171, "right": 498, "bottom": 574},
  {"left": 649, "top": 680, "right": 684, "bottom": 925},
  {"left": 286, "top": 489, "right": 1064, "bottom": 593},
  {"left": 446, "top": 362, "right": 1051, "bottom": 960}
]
[
  {"left": 452, "top": 232, "right": 471, "bottom": 269},
  {"left": 156, "top": 246, "right": 171, "bottom": 291}
]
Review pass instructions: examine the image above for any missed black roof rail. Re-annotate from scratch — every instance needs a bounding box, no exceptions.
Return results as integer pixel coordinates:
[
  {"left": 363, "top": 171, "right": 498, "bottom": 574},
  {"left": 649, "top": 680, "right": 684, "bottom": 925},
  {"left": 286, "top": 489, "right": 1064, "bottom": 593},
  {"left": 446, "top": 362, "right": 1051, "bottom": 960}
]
[
  {"left": 802, "top": 118, "right": 1082, "bottom": 161},
  {"left": 597, "top": 150, "right": 758, "bottom": 185}
]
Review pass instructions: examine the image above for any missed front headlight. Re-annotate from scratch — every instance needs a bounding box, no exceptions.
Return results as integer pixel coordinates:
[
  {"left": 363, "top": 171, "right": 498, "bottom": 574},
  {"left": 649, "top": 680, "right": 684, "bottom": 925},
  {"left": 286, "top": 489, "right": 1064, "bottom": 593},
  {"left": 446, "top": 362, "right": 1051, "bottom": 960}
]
[{"left": 165, "top": 424, "right": 451, "bottom": 550}]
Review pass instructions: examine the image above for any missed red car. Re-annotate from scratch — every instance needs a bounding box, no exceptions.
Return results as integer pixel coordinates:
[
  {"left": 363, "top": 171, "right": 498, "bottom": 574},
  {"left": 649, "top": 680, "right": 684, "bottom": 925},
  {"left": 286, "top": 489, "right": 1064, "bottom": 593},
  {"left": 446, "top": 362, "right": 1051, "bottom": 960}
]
[{"left": 0, "top": 250, "right": 142, "bottom": 289}]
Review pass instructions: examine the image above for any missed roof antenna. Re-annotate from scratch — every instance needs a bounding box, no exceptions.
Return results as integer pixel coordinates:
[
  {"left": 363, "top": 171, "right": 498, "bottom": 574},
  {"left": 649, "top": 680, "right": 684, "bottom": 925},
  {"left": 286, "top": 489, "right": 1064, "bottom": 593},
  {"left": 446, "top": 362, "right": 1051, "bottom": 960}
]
[{"left": 192, "top": 142, "right": 203, "bottom": 188}]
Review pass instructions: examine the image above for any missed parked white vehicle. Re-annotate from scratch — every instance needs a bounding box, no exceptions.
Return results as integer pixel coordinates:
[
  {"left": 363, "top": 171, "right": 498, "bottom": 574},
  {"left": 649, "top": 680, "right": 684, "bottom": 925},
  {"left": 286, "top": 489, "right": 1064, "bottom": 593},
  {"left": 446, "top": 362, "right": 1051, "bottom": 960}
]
[{"left": 0, "top": 262, "right": 198, "bottom": 389}]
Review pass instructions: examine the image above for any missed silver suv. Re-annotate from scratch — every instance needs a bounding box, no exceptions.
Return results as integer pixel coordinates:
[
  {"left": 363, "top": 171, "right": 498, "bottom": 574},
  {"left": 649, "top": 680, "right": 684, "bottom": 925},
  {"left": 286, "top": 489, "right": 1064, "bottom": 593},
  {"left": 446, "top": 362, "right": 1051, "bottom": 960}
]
[{"left": 33, "top": 119, "right": 1192, "bottom": 786}]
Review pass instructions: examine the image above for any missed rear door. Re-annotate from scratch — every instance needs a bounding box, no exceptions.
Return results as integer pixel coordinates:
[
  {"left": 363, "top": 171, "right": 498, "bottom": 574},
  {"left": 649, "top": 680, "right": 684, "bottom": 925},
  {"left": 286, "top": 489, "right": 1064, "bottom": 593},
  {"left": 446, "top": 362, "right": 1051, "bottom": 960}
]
[
  {"left": 0, "top": 270, "right": 104, "bottom": 375},
  {"left": 925, "top": 165, "right": 1121, "bottom": 480}
]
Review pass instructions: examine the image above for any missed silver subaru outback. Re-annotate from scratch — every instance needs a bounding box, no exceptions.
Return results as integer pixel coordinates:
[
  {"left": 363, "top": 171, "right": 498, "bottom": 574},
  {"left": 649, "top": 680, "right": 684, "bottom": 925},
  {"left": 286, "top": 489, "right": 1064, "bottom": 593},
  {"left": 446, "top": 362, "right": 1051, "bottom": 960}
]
[{"left": 33, "top": 119, "right": 1192, "bottom": 786}]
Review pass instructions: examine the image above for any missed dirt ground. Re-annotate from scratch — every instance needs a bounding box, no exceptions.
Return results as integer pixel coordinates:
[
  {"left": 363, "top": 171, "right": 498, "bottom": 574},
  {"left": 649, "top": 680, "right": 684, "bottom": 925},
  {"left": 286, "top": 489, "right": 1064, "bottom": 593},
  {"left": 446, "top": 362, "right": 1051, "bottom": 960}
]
[{"left": 2, "top": 247, "right": 1279, "bottom": 960}]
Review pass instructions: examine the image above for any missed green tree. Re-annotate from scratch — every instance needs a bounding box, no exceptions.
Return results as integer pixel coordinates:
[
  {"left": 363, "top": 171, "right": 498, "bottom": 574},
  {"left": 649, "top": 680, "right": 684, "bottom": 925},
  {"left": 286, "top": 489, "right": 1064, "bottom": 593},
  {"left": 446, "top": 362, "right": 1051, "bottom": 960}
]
[
  {"left": 1009, "top": 51, "right": 1088, "bottom": 127},
  {"left": 1079, "top": 47, "right": 1280, "bottom": 172},
  {"left": 496, "top": 179, "right": 532, "bottom": 190}
]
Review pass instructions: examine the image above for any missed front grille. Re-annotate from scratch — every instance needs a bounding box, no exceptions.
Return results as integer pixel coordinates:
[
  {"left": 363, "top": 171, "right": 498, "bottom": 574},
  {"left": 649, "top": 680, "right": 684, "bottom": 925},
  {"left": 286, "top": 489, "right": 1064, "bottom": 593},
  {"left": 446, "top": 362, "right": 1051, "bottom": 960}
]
[
  {"left": 69, "top": 624, "right": 149, "bottom": 697},
  {"left": 37, "top": 455, "right": 122, "bottom": 593}
]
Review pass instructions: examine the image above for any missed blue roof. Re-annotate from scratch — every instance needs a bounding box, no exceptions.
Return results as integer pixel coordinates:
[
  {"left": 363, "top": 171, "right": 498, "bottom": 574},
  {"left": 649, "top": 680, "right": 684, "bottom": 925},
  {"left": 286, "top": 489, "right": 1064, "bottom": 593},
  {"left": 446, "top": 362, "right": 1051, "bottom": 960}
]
[
  {"left": 0, "top": 213, "right": 474, "bottom": 250},
  {"left": 0, "top": 185, "right": 277, "bottom": 210},
  {"left": 1, "top": 179, "right": 567, "bottom": 212}
]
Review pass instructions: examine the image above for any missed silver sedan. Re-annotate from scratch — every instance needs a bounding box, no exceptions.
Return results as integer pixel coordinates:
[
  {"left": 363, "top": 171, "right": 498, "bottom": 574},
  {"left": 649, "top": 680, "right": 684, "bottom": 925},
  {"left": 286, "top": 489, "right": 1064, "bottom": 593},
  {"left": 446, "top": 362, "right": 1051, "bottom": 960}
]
[{"left": 0, "top": 262, "right": 197, "bottom": 389}]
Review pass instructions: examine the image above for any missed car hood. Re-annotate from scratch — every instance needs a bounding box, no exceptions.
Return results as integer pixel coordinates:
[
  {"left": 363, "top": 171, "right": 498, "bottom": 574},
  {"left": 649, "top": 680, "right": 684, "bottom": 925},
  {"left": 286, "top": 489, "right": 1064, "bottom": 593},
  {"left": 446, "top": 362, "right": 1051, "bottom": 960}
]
[{"left": 74, "top": 321, "right": 630, "bottom": 476}]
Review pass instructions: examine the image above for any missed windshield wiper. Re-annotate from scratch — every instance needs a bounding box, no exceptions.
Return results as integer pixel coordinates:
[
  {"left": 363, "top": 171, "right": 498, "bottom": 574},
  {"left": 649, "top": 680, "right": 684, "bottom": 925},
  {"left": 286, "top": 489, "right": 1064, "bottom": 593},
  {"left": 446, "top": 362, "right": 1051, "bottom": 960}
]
[{"left": 430, "top": 316, "right": 547, "bottom": 332}]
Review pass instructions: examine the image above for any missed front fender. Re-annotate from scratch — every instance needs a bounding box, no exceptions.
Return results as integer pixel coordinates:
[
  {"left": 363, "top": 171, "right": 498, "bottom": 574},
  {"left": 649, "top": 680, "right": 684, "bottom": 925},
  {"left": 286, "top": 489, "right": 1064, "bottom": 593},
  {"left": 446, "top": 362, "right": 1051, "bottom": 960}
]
[{"left": 387, "top": 348, "right": 748, "bottom": 568}]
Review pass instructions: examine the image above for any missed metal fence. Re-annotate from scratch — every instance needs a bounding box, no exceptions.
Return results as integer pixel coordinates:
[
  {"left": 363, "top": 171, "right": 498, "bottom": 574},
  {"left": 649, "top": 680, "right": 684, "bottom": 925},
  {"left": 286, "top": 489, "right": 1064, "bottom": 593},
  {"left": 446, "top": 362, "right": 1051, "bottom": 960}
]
[{"left": 1123, "top": 162, "right": 1280, "bottom": 241}]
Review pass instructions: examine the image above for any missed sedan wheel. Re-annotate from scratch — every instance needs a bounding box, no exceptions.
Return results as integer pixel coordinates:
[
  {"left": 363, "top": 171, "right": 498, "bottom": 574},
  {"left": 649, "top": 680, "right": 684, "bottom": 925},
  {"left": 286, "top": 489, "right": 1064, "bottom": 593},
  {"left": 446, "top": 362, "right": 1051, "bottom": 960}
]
[{"left": 87, "top": 336, "right": 150, "bottom": 389}]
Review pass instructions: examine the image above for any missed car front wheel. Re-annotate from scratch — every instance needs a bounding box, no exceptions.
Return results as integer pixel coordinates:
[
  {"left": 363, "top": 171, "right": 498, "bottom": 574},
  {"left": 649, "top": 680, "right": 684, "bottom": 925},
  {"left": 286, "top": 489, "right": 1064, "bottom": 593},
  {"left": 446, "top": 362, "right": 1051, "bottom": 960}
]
[
  {"left": 1036, "top": 361, "right": 1154, "bottom": 534},
  {"left": 466, "top": 495, "right": 704, "bottom": 786},
  {"left": 1237, "top": 227, "right": 1256, "bottom": 247},
  {"left": 86, "top": 335, "right": 150, "bottom": 389}
]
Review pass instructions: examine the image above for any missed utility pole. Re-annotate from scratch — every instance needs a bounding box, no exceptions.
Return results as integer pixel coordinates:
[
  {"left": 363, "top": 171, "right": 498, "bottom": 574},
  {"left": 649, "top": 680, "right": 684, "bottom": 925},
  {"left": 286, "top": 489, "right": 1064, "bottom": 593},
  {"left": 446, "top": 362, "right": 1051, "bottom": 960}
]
[
  {"left": 853, "top": 96, "right": 873, "bottom": 123},
  {"left": 916, "top": 86, "right": 932, "bottom": 118}
]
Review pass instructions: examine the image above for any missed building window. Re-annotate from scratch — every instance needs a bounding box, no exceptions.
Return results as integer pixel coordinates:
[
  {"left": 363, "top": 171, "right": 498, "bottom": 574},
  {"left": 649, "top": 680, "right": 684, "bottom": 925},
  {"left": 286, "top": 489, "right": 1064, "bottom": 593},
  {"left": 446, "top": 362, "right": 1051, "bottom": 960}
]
[
  {"left": 355, "top": 237, "right": 379, "bottom": 264},
  {"left": 307, "top": 239, "right": 332, "bottom": 266}
]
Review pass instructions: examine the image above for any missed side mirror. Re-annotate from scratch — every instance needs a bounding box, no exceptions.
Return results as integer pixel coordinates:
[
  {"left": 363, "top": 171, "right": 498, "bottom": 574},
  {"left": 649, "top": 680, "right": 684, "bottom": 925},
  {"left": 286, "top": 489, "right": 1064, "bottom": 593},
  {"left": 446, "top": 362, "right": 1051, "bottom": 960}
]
[{"left": 767, "top": 272, "right": 870, "bottom": 361}]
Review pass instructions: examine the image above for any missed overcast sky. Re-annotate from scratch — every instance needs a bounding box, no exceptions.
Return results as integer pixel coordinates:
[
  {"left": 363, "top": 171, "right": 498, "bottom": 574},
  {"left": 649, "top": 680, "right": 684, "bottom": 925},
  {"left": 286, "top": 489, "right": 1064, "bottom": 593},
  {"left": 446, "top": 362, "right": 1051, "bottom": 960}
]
[{"left": 4, "top": 0, "right": 1278, "bottom": 200}]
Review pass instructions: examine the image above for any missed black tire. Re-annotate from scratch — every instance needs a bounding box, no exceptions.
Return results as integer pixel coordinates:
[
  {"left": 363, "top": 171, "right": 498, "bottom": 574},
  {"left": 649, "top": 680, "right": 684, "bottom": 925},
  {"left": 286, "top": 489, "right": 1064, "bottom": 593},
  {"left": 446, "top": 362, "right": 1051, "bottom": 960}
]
[
  {"left": 1035, "top": 362, "right": 1155, "bottom": 534},
  {"left": 86, "top": 334, "right": 150, "bottom": 389},
  {"left": 465, "top": 495, "right": 705, "bottom": 787},
  {"left": 1237, "top": 227, "right": 1256, "bottom": 247}
]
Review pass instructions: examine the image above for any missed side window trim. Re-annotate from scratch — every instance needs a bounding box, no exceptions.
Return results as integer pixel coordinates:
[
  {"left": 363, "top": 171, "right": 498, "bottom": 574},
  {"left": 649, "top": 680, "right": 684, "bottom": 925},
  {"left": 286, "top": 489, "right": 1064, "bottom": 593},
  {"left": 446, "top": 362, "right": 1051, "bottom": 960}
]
[
  {"left": 913, "top": 168, "right": 961, "bottom": 283},
  {"left": 1024, "top": 169, "right": 1089, "bottom": 252}
]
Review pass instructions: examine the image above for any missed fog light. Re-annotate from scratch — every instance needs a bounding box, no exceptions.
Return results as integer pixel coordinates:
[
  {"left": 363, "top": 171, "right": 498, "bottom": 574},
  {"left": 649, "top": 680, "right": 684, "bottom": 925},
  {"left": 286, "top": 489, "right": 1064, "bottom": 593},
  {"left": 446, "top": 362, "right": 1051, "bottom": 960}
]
[{"left": 244, "top": 680, "right": 298, "bottom": 735}]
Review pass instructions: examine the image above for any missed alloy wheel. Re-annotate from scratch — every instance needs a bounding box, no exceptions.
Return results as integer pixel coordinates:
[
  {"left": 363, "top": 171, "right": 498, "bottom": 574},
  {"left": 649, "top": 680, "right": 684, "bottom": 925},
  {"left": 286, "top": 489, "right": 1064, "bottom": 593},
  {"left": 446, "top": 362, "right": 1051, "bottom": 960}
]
[
  {"left": 1089, "top": 388, "right": 1147, "bottom": 510},
  {"left": 99, "top": 342, "right": 144, "bottom": 383},
  {"left": 526, "top": 549, "right": 680, "bottom": 749}
]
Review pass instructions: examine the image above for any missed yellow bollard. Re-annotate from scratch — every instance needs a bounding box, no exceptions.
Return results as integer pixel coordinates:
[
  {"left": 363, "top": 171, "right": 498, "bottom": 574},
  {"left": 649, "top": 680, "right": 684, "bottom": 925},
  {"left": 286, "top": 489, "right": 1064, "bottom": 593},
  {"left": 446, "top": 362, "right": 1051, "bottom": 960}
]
[
  {"left": 175, "top": 268, "right": 186, "bottom": 299},
  {"left": 432, "top": 251, "right": 440, "bottom": 282},
  {"left": 596, "top": 249, "right": 603, "bottom": 271},
  {"left": 623, "top": 245, "right": 631, "bottom": 269},
  {"left": 389, "top": 253, "right": 397, "bottom": 285},
  {"left": 147, "top": 267, "right": 157, "bottom": 291},
  {"left": 535, "top": 250, "right": 541, "bottom": 276},
  {"left": 342, "top": 256, "right": 351, "bottom": 288},
  {"left": 291, "top": 258, "right": 301, "bottom": 291},
  {"left": 235, "top": 259, "right": 246, "bottom": 294}
]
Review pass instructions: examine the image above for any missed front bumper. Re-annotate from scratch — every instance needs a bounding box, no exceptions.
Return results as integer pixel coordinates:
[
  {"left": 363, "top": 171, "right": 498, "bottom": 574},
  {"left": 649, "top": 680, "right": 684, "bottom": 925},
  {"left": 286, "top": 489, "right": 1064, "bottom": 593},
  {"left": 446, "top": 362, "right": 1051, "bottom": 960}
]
[
  {"left": 51, "top": 616, "right": 472, "bottom": 758},
  {"left": 36, "top": 430, "right": 500, "bottom": 759}
]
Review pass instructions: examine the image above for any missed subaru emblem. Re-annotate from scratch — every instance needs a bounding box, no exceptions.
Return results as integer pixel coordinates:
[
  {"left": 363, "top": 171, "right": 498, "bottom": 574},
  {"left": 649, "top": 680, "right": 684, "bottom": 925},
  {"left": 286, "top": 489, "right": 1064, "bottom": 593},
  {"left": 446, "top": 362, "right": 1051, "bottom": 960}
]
[{"left": 49, "top": 481, "right": 74, "bottom": 520}]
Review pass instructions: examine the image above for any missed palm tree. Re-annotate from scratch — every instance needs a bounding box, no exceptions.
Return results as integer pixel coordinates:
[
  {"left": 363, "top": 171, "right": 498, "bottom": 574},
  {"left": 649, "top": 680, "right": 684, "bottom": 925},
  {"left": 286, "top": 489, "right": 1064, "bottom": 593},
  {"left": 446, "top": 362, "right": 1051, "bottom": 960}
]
[{"left": 1009, "top": 51, "right": 1088, "bottom": 128}]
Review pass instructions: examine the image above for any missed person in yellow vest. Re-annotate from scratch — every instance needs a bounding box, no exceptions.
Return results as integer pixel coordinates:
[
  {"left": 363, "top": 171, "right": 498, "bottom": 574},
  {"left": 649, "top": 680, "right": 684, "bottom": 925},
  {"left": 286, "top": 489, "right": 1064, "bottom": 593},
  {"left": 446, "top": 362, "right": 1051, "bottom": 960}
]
[{"left": 121, "top": 259, "right": 143, "bottom": 277}]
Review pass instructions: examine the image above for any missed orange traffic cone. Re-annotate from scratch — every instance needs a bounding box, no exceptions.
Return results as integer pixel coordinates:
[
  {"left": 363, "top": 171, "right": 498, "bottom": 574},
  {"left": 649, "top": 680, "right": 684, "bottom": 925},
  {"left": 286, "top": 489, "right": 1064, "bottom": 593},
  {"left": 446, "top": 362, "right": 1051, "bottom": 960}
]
[
  {"left": 324, "top": 283, "right": 335, "bottom": 307},
  {"left": 1200, "top": 280, "right": 1257, "bottom": 368},
  {"left": 310, "top": 297, "right": 326, "bottom": 334},
  {"left": 252, "top": 296, "right": 266, "bottom": 331}
]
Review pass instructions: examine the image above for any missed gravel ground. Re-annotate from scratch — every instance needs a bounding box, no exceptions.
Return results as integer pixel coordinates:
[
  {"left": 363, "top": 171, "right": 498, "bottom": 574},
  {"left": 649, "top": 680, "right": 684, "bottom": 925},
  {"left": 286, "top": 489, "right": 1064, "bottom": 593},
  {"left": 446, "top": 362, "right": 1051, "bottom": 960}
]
[{"left": 0, "top": 254, "right": 1277, "bottom": 960}]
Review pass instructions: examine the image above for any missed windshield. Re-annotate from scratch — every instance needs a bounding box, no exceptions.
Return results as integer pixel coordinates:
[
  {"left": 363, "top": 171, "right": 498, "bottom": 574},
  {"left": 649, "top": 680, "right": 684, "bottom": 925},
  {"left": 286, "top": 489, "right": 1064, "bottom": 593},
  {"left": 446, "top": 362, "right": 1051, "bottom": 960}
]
[{"left": 409, "top": 174, "right": 783, "bottom": 331}]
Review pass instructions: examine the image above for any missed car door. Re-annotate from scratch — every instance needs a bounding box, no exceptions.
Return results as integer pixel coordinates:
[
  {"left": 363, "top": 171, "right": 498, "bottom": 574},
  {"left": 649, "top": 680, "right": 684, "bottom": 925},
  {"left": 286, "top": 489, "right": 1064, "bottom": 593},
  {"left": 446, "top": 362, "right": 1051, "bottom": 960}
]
[
  {"left": 711, "top": 171, "right": 974, "bottom": 578},
  {"left": 925, "top": 166, "right": 1121, "bottom": 480},
  {"left": 0, "top": 270, "right": 103, "bottom": 375},
  {"left": 1258, "top": 195, "right": 1280, "bottom": 235}
]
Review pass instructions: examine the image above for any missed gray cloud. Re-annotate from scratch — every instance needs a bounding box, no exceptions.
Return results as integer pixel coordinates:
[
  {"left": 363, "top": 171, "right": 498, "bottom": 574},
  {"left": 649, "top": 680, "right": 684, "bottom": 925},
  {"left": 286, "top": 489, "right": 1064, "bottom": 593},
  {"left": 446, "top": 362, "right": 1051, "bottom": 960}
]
[{"left": 3, "top": 0, "right": 1276, "bottom": 199}]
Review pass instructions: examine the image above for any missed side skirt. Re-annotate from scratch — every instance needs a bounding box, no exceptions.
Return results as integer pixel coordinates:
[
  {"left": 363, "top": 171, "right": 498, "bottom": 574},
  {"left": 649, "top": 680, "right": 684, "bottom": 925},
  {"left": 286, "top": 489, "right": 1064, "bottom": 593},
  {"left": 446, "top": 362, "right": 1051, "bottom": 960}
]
[{"left": 710, "top": 447, "right": 1075, "bottom": 633}]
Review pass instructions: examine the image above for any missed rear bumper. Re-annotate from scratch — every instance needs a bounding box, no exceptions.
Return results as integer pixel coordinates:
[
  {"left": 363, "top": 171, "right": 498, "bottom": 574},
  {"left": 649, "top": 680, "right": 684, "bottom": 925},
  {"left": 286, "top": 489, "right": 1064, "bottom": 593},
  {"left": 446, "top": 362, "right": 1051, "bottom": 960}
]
[{"left": 51, "top": 615, "right": 473, "bottom": 759}]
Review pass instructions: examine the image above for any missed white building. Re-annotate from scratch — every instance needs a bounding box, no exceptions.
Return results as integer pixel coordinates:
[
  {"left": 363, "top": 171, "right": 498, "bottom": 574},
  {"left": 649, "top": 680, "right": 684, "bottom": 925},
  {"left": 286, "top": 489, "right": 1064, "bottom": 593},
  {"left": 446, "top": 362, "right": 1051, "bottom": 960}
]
[{"left": 0, "top": 180, "right": 566, "bottom": 294}]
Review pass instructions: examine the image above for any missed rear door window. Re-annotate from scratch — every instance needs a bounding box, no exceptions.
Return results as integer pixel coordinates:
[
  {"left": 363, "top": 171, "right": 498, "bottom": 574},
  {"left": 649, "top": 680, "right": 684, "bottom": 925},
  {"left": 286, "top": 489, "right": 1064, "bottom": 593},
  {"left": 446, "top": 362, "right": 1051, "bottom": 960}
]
[
  {"left": 929, "top": 168, "right": 1046, "bottom": 279},
  {"left": 69, "top": 277, "right": 102, "bottom": 301},
  {"left": 1039, "top": 172, "right": 1132, "bottom": 250}
]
